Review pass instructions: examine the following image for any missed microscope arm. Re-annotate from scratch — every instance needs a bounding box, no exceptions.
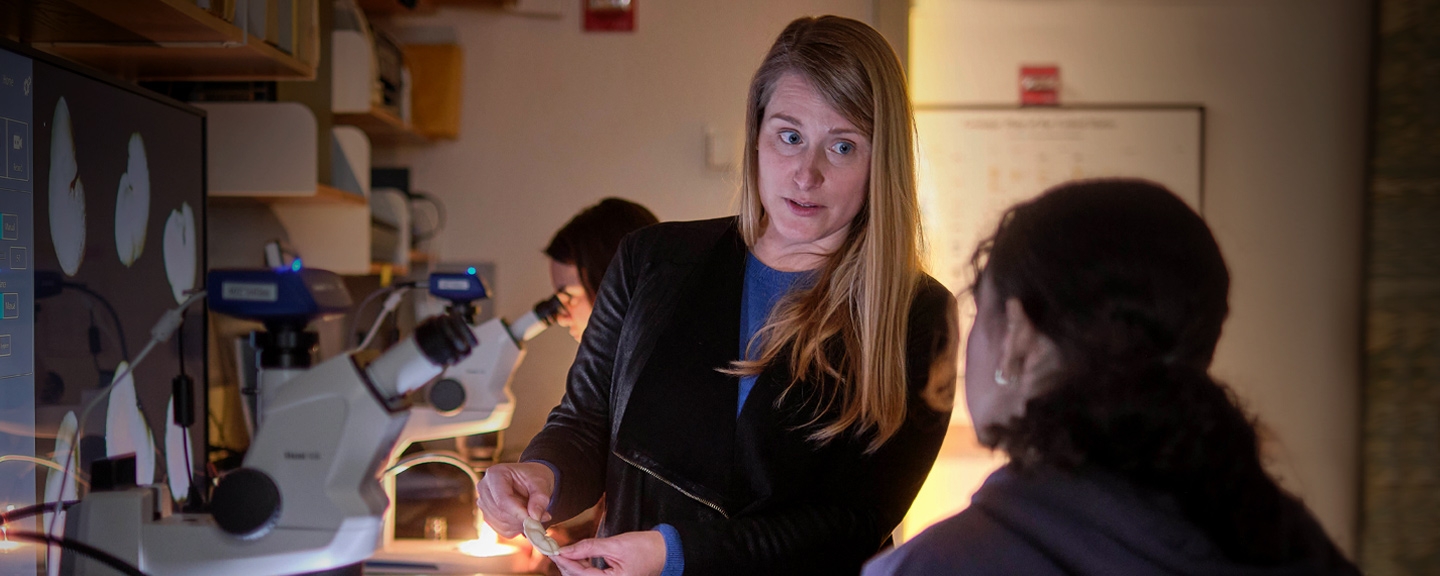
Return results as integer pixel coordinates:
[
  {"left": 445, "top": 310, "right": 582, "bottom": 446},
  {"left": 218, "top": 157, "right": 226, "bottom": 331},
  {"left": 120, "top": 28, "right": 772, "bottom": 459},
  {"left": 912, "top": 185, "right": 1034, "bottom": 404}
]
[
  {"left": 394, "top": 292, "right": 560, "bottom": 450},
  {"left": 394, "top": 316, "right": 526, "bottom": 449}
]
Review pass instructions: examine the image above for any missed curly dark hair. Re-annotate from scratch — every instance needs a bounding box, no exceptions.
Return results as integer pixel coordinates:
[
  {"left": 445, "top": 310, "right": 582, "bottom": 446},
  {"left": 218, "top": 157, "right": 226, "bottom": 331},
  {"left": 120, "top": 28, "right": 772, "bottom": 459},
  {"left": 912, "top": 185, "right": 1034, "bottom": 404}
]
[
  {"left": 544, "top": 197, "right": 659, "bottom": 298},
  {"left": 971, "top": 179, "right": 1307, "bottom": 565}
]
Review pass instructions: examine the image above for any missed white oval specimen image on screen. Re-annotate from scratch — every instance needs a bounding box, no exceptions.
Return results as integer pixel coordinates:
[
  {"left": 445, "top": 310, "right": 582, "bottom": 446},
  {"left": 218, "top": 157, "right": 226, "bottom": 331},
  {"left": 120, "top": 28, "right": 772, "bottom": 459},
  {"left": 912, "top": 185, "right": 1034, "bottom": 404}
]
[
  {"left": 105, "top": 361, "right": 156, "bottom": 486},
  {"left": 164, "top": 202, "right": 197, "bottom": 304},
  {"left": 49, "top": 96, "right": 86, "bottom": 276},
  {"left": 115, "top": 132, "right": 151, "bottom": 266},
  {"left": 43, "top": 411, "right": 78, "bottom": 576}
]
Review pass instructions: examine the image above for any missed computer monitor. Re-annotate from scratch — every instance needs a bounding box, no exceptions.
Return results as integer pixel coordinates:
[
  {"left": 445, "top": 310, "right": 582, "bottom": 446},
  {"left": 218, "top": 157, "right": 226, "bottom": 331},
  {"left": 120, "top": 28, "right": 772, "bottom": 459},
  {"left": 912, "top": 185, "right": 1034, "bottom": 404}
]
[{"left": 0, "top": 40, "right": 206, "bottom": 574}]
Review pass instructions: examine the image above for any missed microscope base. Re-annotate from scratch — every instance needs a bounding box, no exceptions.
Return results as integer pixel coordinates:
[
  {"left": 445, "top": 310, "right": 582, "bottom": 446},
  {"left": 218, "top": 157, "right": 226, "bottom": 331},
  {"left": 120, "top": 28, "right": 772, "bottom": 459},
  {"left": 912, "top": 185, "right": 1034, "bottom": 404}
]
[
  {"left": 298, "top": 562, "right": 362, "bottom": 576},
  {"left": 366, "top": 539, "right": 535, "bottom": 575}
]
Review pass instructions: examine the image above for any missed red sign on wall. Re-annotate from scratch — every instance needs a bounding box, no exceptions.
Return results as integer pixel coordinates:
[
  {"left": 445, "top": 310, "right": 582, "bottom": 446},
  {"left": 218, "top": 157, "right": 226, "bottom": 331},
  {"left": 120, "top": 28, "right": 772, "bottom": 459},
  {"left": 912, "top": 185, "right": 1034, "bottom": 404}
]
[
  {"left": 1020, "top": 65, "right": 1060, "bottom": 106},
  {"left": 584, "top": 0, "right": 635, "bottom": 32}
]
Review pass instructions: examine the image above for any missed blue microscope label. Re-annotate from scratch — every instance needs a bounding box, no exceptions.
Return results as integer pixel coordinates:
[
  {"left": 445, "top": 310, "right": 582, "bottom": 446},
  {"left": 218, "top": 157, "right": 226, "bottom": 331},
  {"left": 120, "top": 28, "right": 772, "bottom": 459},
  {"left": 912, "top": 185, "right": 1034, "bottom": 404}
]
[{"left": 437, "top": 279, "right": 470, "bottom": 291}]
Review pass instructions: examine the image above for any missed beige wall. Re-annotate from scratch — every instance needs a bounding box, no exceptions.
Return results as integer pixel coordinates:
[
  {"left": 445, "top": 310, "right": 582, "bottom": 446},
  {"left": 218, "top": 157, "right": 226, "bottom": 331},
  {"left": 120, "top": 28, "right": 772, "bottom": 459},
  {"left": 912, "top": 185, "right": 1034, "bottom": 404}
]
[
  {"left": 910, "top": 0, "right": 1369, "bottom": 553},
  {"left": 378, "top": 0, "right": 875, "bottom": 461}
]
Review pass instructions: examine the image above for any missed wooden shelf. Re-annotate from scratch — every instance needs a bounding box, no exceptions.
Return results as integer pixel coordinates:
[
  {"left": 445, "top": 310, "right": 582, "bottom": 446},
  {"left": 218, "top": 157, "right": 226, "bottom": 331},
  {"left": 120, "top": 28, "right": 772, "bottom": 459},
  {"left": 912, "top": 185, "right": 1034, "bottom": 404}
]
[
  {"left": 356, "top": 0, "right": 439, "bottom": 16},
  {"left": 334, "top": 106, "right": 433, "bottom": 146},
  {"left": 366, "top": 251, "right": 437, "bottom": 278},
  {"left": 370, "top": 261, "right": 409, "bottom": 278},
  {"left": 357, "top": 0, "right": 521, "bottom": 17},
  {"left": 2, "top": 0, "right": 317, "bottom": 80},
  {"left": 211, "top": 184, "right": 367, "bottom": 206}
]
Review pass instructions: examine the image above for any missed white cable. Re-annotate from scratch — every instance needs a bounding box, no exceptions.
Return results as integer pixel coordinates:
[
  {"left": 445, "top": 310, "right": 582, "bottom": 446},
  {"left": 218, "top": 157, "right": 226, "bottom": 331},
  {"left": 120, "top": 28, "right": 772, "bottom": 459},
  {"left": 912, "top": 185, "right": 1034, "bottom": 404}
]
[
  {"left": 47, "top": 290, "right": 207, "bottom": 538},
  {"left": 348, "top": 283, "right": 416, "bottom": 349},
  {"left": 356, "top": 287, "right": 413, "bottom": 351}
]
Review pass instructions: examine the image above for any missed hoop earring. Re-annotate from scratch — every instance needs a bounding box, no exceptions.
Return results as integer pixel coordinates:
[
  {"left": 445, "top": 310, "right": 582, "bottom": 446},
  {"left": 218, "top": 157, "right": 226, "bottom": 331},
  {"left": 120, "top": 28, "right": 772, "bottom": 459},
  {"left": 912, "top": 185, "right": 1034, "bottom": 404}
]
[{"left": 994, "top": 369, "right": 1011, "bottom": 387}]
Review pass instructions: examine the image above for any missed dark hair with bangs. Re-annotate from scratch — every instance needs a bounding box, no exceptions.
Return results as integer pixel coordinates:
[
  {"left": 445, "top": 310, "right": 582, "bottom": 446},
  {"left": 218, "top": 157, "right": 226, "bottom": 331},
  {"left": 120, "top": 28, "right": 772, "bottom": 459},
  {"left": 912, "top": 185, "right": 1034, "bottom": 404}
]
[{"left": 545, "top": 197, "right": 658, "bottom": 298}]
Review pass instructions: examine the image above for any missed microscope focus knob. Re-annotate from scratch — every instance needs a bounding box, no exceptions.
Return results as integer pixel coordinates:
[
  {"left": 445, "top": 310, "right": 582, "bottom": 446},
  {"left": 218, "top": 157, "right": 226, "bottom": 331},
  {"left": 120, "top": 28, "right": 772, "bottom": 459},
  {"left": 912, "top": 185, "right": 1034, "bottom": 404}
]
[
  {"left": 212, "top": 468, "right": 282, "bottom": 540},
  {"left": 428, "top": 378, "right": 468, "bottom": 416}
]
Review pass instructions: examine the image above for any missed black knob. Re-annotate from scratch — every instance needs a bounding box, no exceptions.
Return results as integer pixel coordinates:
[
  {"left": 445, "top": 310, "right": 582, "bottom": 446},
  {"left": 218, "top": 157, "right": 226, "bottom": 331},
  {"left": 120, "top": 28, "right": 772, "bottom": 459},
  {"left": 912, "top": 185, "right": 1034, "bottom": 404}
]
[
  {"left": 414, "top": 313, "right": 477, "bottom": 367},
  {"left": 212, "top": 468, "right": 281, "bottom": 540},
  {"left": 428, "top": 378, "right": 468, "bottom": 415}
]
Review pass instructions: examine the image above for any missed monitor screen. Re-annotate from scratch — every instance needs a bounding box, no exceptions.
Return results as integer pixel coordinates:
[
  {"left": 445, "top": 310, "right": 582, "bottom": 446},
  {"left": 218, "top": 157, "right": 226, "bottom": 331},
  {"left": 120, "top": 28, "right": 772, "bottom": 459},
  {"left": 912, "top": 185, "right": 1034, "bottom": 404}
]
[{"left": 0, "top": 41, "right": 205, "bottom": 574}]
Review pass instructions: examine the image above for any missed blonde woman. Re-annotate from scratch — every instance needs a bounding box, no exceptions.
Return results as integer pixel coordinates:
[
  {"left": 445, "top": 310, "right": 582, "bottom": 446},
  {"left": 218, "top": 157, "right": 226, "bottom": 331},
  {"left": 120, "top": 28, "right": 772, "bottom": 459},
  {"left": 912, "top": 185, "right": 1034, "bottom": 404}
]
[{"left": 477, "top": 15, "right": 958, "bottom": 576}]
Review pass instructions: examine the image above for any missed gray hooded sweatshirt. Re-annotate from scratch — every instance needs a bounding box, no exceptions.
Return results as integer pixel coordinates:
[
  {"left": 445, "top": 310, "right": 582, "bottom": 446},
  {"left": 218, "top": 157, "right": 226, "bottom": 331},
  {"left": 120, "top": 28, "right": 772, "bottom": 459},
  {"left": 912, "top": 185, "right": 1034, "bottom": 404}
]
[{"left": 864, "top": 464, "right": 1360, "bottom": 576}]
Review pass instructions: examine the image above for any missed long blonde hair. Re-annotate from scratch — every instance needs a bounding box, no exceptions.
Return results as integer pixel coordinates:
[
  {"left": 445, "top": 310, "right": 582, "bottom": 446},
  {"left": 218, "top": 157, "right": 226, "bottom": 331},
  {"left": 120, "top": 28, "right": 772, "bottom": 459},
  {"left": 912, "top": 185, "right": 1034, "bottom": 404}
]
[{"left": 733, "top": 15, "right": 923, "bottom": 453}]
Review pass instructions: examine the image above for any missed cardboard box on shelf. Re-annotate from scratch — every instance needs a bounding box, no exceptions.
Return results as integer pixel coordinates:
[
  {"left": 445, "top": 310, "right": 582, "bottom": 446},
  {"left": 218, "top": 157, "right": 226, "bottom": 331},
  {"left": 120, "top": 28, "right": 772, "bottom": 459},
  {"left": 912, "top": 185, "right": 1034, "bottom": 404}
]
[{"left": 401, "top": 43, "right": 462, "bottom": 140}]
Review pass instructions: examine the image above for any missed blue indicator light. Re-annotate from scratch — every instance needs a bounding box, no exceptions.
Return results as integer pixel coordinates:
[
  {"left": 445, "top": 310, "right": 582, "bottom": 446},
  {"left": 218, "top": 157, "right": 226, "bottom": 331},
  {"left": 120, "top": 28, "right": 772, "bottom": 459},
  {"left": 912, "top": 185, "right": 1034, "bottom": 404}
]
[
  {"left": 467, "top": 266, "right": 476, "bottom": 275},
  {"left": 291, "top": 259, "right": 303, "bottom": 272}
]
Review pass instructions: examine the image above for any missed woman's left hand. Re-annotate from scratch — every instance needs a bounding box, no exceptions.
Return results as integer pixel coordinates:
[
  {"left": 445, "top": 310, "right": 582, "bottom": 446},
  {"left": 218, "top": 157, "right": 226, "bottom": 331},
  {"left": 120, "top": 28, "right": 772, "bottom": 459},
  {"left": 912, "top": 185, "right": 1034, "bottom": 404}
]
[{"left": 551, "top": 530, "right": 667, "bottom": 576}]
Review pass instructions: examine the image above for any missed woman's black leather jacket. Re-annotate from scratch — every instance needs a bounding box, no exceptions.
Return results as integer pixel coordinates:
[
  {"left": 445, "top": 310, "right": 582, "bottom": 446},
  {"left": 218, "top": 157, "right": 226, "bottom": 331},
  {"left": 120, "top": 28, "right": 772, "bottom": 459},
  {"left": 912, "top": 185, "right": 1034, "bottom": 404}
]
[{"left": 521, "top": 217, "right": 957, "bottom": 575}]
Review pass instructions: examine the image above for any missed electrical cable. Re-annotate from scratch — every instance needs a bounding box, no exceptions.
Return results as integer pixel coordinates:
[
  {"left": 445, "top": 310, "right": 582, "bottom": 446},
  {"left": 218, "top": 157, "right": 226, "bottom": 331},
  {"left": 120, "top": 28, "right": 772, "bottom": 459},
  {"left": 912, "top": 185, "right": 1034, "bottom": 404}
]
[
  {"left": 357, "top": 287, "right": 415, "bottom": 351},
  {"left": 348, "top": 282, "right": 417, "bottom": 349},
  {"left": 0, "top": 500, "right": 80, "bottom": 523},
  {"left": 66, "top": 283, "right": 131, "bottom": 361},
  {"left": 88, "top": 308, "right": 107, "bottom": 383},
  {"left": 173, "top": 316, "right": 199, "bottom": 506},
  {"left": 0, "top": 456, "right": 88, "bottom": 489},
  {"left": 349, "top": 287, "right": 395, "bottom": 346},
  {"left": 3, "top": 530, "right": 148, "bottom": 576},
  {"left": 48, "top": 291, "right": 208, "bottom": 540}
]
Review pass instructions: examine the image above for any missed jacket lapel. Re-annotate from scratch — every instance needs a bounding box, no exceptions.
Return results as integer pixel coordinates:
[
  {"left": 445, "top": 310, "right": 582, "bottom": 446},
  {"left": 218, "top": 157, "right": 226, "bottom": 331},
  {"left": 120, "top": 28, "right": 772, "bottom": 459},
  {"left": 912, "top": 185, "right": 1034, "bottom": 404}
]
[
  {"left": 614, "top": 224, "right": 747, "bottom": 514},
  {"left": 731, "top": 353, "right": 833, "bottom": 515}
]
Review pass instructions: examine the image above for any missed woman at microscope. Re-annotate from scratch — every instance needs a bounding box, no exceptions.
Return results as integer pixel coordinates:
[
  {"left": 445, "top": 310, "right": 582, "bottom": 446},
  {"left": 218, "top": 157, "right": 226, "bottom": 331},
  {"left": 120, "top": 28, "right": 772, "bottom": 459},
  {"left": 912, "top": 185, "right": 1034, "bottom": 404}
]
[
  {"left": 545, "top": 197, "right": 660, "bottom": 344},
  {"left": 536, "top": 196, "right": 658, "bottom": 557},
  {"left": 476, "top": 15, "right": 959, "bottom": 576}
]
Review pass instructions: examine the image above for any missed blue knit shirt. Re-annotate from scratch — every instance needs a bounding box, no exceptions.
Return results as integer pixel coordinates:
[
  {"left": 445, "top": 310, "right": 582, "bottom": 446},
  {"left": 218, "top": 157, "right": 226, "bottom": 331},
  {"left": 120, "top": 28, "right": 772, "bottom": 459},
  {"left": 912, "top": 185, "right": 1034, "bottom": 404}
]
[{"left": 736, "top": 252, "right": 813, "bottom": 414}]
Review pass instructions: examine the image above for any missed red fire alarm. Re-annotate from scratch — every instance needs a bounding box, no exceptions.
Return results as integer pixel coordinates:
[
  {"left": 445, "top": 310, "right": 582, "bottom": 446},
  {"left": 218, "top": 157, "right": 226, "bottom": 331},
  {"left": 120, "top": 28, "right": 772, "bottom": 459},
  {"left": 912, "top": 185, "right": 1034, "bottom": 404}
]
[
  {"left": 1019, "top": 65, "right": 1060, "bottom": 106},
  {"left": 584, "top": 0, "right": 635, "bottom": 32}
]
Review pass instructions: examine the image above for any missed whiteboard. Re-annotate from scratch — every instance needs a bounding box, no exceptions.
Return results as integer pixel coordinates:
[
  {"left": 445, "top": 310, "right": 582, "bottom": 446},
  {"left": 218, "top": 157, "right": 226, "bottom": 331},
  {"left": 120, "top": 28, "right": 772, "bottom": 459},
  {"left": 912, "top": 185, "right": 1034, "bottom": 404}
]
[
  {"left": 916, "top": 106, "right": 1204, "bottom": 295},
  {"left": 914, "top": 106, "right": 1203, "bottom": 425}
]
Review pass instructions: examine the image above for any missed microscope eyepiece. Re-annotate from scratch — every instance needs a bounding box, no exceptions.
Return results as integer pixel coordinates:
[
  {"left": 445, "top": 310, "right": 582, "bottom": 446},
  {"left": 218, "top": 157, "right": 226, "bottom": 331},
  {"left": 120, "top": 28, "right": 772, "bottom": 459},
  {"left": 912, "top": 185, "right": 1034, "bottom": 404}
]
[{"left": 533, "top": 294, "right": 566, "bottom": 326}]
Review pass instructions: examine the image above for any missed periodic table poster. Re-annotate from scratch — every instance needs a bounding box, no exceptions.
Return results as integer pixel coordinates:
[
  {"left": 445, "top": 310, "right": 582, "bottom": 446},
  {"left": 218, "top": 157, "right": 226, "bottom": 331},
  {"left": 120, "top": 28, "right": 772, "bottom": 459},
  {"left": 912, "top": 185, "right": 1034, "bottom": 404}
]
[
  {"left": 917, "top": 106, "right": 1205, "bottom": 295},
  {"left": 915, "top": 106, "right": 1203, "bottom": 424}
]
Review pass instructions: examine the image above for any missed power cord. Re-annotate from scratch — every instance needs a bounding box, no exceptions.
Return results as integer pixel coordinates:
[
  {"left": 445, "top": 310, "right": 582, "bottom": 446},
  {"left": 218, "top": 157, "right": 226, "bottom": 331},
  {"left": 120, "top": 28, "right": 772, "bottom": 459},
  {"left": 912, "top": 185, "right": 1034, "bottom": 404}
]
[
  {"left": 1, "top": 499, "right": 80, "bottom": 523},
  {"left": 1, "top": 500, "right": 142, "bottom": 575},
  {"left": 348, "top": 282, "right": 418, "bottom": 350},
  {"left": 172, "top": 313, "right": 200, "bottom": 507},
  {"left": 47, "top": 290, "right": 208, "bottom": 540},
  {"left": 3, "top": 531, "right": 147, "bottom": 576},
  {"left": 357, "top": 286, "right": 416, "bottom": 351},
  {"left": 67, "top": 282, "right": 131, "bottom": 361}
]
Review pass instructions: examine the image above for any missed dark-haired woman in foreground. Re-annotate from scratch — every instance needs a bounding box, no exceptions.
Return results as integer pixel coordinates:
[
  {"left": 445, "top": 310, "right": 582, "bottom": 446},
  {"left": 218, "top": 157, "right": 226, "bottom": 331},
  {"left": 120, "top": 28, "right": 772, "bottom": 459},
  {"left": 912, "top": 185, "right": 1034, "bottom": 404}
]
[{"left": 864, "top": 179, "right": 1359, "bottom": 575}]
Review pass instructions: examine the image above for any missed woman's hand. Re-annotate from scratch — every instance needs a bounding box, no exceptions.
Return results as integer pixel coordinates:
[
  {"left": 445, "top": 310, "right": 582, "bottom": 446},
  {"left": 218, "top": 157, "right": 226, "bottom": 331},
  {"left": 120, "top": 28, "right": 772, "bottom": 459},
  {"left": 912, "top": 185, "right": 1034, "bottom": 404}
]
[
  {"left": 475, "top": 462, "right": 555, "bottom": 537},
  {"left": 552, "top": 531, "right": 667, "bottom": 576}
]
